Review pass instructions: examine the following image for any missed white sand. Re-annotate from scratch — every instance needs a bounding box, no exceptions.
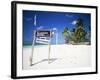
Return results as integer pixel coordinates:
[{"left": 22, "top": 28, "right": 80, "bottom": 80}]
[{"left": 23, "top": 44, "right": 91, "bottom": 70}]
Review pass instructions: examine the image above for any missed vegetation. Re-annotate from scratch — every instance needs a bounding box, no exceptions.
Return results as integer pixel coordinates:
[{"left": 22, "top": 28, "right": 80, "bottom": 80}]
[
  {"left": 62, "top": 27, "right": 70, "bottom": 43},
  {"left": 62, "top": 18, "right": 90, "bottom": 45}
]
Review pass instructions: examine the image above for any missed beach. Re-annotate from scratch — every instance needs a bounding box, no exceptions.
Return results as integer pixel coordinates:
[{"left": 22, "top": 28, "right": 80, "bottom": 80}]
[{"left": 22, "top": 44, "right": 91, "bottom": 70}]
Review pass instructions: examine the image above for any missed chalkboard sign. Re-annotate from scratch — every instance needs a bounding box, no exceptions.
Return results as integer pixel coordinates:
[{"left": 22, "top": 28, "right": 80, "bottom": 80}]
[{"left": 36, "top": 30, "right": 50, "bottom": 37}]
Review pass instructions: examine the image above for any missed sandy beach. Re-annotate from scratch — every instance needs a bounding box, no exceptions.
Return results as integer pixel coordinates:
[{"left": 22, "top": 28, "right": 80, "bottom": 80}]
[{"left": 22, "top": 44, "right": 91, "bottom": 70}]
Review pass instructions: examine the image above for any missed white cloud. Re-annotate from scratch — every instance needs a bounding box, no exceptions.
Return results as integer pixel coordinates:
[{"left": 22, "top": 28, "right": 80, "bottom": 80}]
[
  {"left": 37, "top": 26, "right": 43, "bottom": 30},
  {"left": 65, "top": 14, "right": 73, "bottom": 18},
  {"left": 52, "top": 27, "right": 57, "bottom": 31},
  {"left": 72, "top": 20, "right": 77, "bottom": 25},
  {"left": 24, "top": 17, "right": 33, "bottom": 22}
]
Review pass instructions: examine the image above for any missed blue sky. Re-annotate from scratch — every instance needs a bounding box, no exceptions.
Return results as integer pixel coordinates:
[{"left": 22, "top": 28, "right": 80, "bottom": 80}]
[{"left": 23, "top": 10, "right": 91, "bottom": 45}]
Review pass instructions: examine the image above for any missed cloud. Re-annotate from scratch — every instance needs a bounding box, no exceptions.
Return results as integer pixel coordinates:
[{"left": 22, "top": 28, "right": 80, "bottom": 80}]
[
  {"left": 24, "top": 17, "right": 33, "bottom": 21},
  {"left": 72, "top": 20, "right": 77, "bottom": 25},
  {"left": 37, "top": 26, "right": 43, "bottom": 30},
  {"left": 65, "top": 14, "right": 73, "bottom": 18},
  {"left": 52, "top": 27, "right": 57, "bottom": 31}
]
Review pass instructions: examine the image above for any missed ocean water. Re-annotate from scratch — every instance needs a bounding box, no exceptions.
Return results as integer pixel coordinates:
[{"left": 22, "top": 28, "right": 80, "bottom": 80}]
[{"left": 23, "top": 43, "right": 49, "bottom": 47}]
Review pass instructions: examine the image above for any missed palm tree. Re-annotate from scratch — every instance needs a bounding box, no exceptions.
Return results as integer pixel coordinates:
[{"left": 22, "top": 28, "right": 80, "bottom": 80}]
[
  {"left": 62, "top": 18, "right": 87, "bottom": 44},
  {"left": 74, "top": 18, "right": 86, "bottom": 42},
  {"left": 76, "top": 18, "right": 83, "bottom": 28},
  {"left": 62, "top": 27, "right": 70, "bottom": 43}
]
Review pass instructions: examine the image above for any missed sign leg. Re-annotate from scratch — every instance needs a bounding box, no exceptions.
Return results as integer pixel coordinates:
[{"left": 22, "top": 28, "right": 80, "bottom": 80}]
[
  {"left": 30, "top": 31, "right": 36, "bottom": 66},
  {"left": 48, "top": 43, "right": 51, "bottom": 64}
]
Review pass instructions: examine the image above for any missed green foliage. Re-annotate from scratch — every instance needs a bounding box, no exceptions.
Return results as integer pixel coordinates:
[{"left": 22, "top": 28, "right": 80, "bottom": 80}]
[
  {"left": 74, "top": 18, "right": 87, "bottom": 42},
  {"left": 62, "top": 27, "right": 69, "bottom": 36},
  {"left": 62, "top": 18, "right": 88, "bottom": 44},
  {"left": 62, "top": 27, "right": 70, "bottom": 43},
  {"left": 74, "top": 26, "right": 86, "bottom": 42},
  {"left": 76, "top": 18, "right": 83, "bottom": 28}
]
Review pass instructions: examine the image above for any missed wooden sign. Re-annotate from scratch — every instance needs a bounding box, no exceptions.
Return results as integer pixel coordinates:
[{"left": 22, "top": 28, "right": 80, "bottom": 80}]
[{"left": 36, "top": 30, "right": 50, "bottom": 37}]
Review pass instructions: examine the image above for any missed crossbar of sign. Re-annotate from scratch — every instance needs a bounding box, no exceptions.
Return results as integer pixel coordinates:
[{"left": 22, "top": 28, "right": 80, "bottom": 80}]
[{"left": 36, "top": 38, "right": 50, "bottom": 44}]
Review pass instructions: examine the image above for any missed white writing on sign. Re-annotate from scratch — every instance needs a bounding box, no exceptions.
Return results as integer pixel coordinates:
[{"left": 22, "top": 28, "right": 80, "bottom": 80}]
[{"left": 36, "top": 31, "right": 50, "bottom": 37}]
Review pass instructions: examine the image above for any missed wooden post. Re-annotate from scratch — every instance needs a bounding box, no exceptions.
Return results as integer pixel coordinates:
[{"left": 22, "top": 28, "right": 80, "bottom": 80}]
[
  {"left": 30, "top": 30, "right": 36, "bottom": 66},
  {"left": 48, "top": 30, "right": 51, "bottom": 64}
]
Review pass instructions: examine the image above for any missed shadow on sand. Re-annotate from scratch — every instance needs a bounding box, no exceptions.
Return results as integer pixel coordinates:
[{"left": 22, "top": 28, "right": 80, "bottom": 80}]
[{"left": 31, "top": 58, "right": 60, "bottom": 66}]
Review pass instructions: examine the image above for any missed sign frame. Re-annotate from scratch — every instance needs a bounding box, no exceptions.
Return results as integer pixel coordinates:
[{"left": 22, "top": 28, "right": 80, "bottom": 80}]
[{"left": 31, "top": 30, "right": 52, "bottom": 66}]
